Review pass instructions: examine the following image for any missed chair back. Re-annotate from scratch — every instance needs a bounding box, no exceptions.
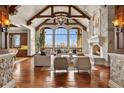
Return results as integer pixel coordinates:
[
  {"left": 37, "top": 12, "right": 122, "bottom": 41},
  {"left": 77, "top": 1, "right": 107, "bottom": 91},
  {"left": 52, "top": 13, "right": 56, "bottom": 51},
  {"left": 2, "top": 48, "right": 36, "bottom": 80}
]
[
  {"left": 76, "top": 56, "right": 91, "bottom": 70},
  {"left": 54, "top": 57, "right": 68, "bottom": 70}
]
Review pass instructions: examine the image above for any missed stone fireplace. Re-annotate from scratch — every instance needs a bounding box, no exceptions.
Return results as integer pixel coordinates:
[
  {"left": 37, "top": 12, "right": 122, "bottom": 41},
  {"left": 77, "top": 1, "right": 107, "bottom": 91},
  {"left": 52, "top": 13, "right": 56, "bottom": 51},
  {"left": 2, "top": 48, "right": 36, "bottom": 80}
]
[
  {"left": 88, "top": 35, "right": 103, "bottom": 57},
  {"left": 93, "top": 45, "right": 100, "bottom": 56},
  {"left": 88, "top": 35, "right": 107, "bottom": 65}
]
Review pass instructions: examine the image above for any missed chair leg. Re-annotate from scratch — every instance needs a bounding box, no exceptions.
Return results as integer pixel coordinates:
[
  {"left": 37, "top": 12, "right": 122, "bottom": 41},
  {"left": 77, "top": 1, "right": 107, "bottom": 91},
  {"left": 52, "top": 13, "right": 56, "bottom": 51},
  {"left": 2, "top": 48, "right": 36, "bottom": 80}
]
[
  {"left": 78, "top": 69, "right": 79, "bottom": 73},
  {"left": 66, "top": 68, "right": 68, "bottom": 72},
  {"left": 54, "top": 69, "right": 56, "bottom": 72},
  {"left": 74, "top": 67, "right": 77, "bottom": 72},
  {"left": 88, "top": 69, "right": 91, "bottom": 74},
  {"left": 90, "top": 69, "right": 92, "bottom": 73}
]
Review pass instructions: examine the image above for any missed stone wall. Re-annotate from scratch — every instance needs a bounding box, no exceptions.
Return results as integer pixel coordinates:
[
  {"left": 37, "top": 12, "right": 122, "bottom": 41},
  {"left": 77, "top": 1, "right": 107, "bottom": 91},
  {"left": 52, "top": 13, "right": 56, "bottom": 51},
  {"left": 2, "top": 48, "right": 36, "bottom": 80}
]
[
  {"left": 108, "top": 6, "right": 115, "bottom": 53},
  {"left": 100, "top": 6, "right": 108, "bottom": 62},
  {"left": 0, "top": 53, "right": 16, "bottom": 88},
  {"left": 109, "top": 53, "right": 124, "bottom": 87}
]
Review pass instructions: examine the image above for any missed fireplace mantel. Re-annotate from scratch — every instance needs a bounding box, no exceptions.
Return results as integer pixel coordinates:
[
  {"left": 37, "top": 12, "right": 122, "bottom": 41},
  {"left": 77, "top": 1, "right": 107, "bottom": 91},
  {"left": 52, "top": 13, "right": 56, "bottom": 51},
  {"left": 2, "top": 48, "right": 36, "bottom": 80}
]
[{"left": 88, "top": 35, "right": 103, "bottom": 45}]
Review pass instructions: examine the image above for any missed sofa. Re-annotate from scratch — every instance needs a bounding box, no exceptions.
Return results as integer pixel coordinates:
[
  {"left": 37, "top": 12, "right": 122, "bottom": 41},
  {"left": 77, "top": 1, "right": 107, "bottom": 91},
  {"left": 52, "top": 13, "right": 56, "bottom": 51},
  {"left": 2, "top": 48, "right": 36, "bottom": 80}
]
[{"left": 34, "top": 54, "right": 51, "bottom": 67}]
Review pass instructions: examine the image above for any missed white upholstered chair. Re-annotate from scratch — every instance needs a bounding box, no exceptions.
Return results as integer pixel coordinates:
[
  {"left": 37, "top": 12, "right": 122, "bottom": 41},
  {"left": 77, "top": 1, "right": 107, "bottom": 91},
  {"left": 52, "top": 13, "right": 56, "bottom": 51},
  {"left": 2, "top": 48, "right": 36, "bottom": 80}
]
[
  {"left": 54, "top": 57, "right": 69, "bottom": 72},
  {"left": 75, "top": 56, "right": 91, "bottom": 73},
  {"left": 34, "top": 55, "right": 51, "bottom": 67}
]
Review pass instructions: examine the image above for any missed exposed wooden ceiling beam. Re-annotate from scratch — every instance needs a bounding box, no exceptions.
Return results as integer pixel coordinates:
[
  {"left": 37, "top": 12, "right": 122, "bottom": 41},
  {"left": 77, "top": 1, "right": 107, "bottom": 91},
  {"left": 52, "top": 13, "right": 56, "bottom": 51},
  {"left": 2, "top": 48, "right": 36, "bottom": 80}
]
[
  {"left": 42, "top": 22, "right": 78, "bottom": 26},
  {"left": 52, "top": 5, "right": 71, "bottom": 7},
  {"left": 35, "top": 19, "right": 50, "bottom": 31},
  {"left": 37, "top": 15, "right": 87, "bottom": 18},
  {"left": 65, "top": 23, "right": 78, "bottom": 25},
  {"left": 43, "top": 23, "right": 58, "bottom": 25},
  {"left": 51, "top": 5, "right": 54, "bottom": 18},
  {"left": 72, "top": 19, "right": 87, "bottom": 31},
  {"left": 35, "top": 17, "right": 86, "bottom": 31},
  {"left": 9, "top": 5, "right": 21, "bottom": 15},
  {"left": 68, "top": 5, "right": 71, "bottom": 18},
  {"left": 37, "top": 15, "right": 52, "bottom": 18},
  {"left": 30, "top": 5, "right": 89, "bottom": 31},
  {"left": 27, "top": 5, "right": 91, "bottom": 25},
  {"left": 72, "top": 6, "right": 90, "bottom": 20},
  {"left": 71, "top": 15, "right": 86, "bottom": 18},
  {"left": 27, "top": 6, "right": 50, "bottom": 25}
]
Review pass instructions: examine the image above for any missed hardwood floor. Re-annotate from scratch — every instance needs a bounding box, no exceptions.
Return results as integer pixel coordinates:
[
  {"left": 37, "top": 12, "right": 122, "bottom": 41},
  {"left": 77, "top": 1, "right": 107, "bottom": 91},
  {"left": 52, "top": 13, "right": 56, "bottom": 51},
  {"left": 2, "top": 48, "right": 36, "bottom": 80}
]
[{"left": 13, "top": 57, "right": 110, "bottom": 88}]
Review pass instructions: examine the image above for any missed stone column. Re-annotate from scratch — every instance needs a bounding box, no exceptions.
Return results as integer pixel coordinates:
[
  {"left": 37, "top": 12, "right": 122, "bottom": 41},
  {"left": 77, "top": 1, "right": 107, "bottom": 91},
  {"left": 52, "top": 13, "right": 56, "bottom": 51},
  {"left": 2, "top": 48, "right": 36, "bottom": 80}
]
[{"left": 108, "top": 5, "right": 115, "bottom": 53}]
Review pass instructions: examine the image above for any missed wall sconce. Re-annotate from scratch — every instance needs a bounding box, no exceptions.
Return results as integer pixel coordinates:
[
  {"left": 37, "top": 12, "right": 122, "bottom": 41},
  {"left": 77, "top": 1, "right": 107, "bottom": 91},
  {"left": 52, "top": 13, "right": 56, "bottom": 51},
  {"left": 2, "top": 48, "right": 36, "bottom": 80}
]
[
  {"left": 0, "top": 8, "right": 10, "bottom": 32},
  {"left": 112, "top": 12, "right": 124, "bottom": 32}
]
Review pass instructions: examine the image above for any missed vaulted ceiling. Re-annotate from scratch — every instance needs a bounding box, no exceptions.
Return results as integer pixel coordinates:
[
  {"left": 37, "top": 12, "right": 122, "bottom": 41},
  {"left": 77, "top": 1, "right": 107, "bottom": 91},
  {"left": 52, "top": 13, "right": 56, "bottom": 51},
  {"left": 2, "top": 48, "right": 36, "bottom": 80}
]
[{"left": 9, "top": 5, "right": 101, "bottom": 31}]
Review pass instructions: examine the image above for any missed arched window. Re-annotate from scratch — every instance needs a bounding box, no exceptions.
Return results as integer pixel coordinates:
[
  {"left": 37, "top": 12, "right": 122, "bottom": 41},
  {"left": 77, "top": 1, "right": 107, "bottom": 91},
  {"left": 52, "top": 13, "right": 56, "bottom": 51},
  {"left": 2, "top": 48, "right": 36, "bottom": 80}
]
[
  {"left": 44, "top": 28, "right": 53, "bottom": 48},
  {"left": 69, "top": 28, "right": 78, "bottom": 48},
  {"left": 55, "top": 27, "right": 67, "bottom": 48},
  {"left": 69, "top": 28, "right": 82, "bottom": 51}
]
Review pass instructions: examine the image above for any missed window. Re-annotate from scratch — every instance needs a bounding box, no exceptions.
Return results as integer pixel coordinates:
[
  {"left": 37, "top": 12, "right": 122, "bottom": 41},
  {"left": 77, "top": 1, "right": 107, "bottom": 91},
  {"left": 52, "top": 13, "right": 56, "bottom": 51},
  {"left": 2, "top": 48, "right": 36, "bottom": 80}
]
[
  {"left": 44, "top": 28, "right": 53, "bottom": 48},
  {"left": 9, "top": 34, "right": 21, "bottom": 48},
  {"left": 69, "top": 28, "right": 77, "bottom": 48},
  {"left": 39, "top": 27, "right": 82, "bottom": 52},
  {"left": 55, "top": 28, "right": 67, "bottom": 48}
]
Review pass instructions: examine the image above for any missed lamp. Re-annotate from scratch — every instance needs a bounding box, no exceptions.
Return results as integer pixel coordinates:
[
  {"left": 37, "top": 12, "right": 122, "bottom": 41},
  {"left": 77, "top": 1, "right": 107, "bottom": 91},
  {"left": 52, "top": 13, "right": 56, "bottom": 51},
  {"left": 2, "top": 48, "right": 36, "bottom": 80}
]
[
  {"left": 112, "top": 12, "right": 124, "bottom": 32},
  {"left": 0, "top": 8, "right": 10, "bottom": 32}
]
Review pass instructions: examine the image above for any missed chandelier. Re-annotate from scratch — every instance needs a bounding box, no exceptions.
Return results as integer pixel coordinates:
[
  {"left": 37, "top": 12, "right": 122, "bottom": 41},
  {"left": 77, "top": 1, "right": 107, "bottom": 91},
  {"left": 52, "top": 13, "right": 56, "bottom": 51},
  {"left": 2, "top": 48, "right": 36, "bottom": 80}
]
[{"left": 54, "top": 13, "right": 67, "bottom": 25}]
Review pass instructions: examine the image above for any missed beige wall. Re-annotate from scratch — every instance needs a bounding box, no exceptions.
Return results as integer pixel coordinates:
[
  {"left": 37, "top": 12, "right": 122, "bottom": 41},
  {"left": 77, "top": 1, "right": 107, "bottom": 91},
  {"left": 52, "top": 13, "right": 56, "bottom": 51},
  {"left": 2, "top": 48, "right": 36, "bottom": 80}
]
[{"left": 82, "top": 31, "right": 89, "bottom": 54}]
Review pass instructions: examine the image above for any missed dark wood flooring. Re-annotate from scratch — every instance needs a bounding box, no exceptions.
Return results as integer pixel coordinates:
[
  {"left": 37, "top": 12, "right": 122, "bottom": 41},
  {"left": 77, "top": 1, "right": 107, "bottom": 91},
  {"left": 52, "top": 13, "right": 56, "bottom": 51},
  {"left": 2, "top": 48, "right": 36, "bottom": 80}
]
[{"left": 13, "top": 58, "right": 110, "bottom": 88}]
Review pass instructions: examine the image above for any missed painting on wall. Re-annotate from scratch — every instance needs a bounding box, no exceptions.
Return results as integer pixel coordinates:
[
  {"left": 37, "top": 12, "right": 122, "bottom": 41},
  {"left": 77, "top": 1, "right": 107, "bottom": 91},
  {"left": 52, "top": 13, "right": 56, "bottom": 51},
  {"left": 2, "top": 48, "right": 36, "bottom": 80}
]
[{"left": 92, "top": 9, "right": 101, "bottom": 36}]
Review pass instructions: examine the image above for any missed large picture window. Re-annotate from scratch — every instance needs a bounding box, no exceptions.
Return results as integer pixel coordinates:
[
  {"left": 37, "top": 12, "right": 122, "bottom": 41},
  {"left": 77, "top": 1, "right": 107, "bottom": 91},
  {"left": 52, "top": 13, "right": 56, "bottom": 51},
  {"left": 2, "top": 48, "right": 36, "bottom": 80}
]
[
  {"left": 41, "top": 27, "right": 82, "bottom": 51},
  {"left": 55, "top": 28, "right": 67, "bottom": 48}
]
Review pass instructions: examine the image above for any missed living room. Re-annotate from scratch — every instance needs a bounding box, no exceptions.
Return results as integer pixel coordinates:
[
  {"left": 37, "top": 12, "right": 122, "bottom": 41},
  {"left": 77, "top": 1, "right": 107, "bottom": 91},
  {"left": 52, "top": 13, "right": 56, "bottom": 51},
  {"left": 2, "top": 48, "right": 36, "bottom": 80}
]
[{"left": 0, "top": 2, "right": 124, "bottom": 91}]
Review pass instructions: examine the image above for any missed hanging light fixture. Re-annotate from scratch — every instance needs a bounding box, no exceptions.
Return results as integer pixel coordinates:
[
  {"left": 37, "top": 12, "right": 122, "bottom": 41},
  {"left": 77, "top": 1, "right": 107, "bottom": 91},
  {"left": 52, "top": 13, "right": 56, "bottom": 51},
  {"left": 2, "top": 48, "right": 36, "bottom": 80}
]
[
  {"left": 112, "top": 9, "right": 124, "bottom": 32},
  {"left": 55, "top": 13, "right": 67, "bottom": 25}
]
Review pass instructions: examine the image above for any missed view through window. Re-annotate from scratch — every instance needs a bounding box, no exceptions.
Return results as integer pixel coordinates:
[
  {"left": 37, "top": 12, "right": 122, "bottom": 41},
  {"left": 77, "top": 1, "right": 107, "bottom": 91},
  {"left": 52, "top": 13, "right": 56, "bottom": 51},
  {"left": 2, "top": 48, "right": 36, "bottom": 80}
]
[
  {"left": 55, "top": 28, "right": 67, "bottom": 48},
  {"left": 69, "top": 28, "right": 77, "bottom": 48},
  {"left": 44, "top": 28, "right": 53, "bottom": 48},
  {"left": 43, "top": 27, "right": 82, "bottom": 50}
]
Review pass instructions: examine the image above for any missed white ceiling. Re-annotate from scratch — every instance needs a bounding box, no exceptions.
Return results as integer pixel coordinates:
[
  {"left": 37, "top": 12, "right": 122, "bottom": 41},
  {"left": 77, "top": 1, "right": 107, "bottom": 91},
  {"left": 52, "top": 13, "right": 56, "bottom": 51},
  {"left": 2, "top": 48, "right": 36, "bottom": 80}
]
[{"left": 10, "top": 5, "right": 102, "bottom": 30}]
